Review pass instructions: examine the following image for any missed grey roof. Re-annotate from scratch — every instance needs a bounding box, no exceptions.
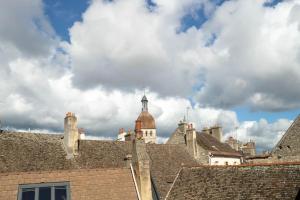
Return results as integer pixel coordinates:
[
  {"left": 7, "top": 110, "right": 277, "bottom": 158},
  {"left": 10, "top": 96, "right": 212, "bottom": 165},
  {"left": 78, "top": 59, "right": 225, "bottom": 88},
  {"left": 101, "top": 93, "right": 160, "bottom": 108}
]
[
  {"left": 0, "top": 131, "right": 199, "bottom": 200},
  {"left": 0, "top": 131, "right": 132, "bottom": 173},
  {"left": 166, "top": 128, "right": 186, "bottom": 145},
  {"left": 196, "top": 132, "right": 242, "bottom": 157},
  {"left": 146, "top": 144, "right": 198, "bottom": 200},
  {"left": 167, "top": 164, "right": 300, "bottom": 200},
  {"left": 272, "top": 115, "right": 300, "bottom": 160}
]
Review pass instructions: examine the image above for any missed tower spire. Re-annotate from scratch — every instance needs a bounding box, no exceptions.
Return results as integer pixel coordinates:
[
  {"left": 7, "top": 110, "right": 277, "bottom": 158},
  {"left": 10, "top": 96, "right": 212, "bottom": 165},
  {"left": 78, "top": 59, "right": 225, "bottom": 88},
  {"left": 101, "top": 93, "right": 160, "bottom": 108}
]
[{"left": 141, "top": 95, "right": 148, "bottom": 112}]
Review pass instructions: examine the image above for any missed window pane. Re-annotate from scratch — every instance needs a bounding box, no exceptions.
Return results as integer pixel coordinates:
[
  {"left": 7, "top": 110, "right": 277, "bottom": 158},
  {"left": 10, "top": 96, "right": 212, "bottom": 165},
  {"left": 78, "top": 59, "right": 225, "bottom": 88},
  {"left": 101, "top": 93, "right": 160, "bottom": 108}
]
[
  {"left": 39, "top": 187, "right": 51, "bottom": 200},
  {"left": 55, "top": 186, "right": 67, "bottom": 200},
  {"left": 22, "top": 188, "right": 35, "bottom": 200}
]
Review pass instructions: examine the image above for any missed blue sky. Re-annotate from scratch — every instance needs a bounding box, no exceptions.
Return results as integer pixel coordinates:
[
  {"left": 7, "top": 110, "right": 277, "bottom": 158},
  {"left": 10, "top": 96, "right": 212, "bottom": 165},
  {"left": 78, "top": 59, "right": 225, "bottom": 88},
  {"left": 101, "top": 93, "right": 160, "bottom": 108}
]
[
  {"left": 44, "top": 0, "right": 90, "bottom": 41},
  {"left": 43, "top": 0, "right": 298, "bottom": 124}
]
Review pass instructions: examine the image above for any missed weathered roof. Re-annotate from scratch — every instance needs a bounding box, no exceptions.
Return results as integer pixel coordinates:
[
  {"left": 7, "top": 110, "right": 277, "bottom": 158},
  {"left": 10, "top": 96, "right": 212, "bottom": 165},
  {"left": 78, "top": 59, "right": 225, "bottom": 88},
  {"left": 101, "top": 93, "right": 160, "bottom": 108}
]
[
  {"left": 146, "top": 144, "right": 199, "bottom": 200},
  {"left": 166, "top": 128, "right": 186, "bottom": 145},
  {"left": 272, "top": 115, "right": 300, "bottom": 160},
  {"left": 166, "top": 163, "right": 300, "bottom": 200},
  {"left": 137, "top": 111, "right": 156, "bottom": 129},
  {"left": 0, "top": 132, "right": 132, "bottom": 173},
  {"left": 196, "top": 132, "right": 241, "bottom": 157}
]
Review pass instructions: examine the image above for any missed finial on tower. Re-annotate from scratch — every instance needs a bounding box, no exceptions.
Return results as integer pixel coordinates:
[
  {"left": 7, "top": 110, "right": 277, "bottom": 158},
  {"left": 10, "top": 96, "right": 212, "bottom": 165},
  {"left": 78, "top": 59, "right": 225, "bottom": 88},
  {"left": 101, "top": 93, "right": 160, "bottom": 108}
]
[{"left": 141, "top": 94, "right": 148, "bottom": 112}]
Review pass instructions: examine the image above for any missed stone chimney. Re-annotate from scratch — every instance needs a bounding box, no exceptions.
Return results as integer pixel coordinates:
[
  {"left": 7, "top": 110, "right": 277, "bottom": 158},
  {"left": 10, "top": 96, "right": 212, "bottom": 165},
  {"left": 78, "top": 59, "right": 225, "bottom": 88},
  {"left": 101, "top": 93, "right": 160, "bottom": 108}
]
[
  {"left": 178, "top": 120, "right": 188, "bottom": 135},
  {"left": 210, "top": 126, "right": 222, "bottom": 142},
  {"left": 186, "top": 123, "right": 197, "bottom": 158},
  {"left": 132, "top": 139, "right": 152, "bottom": 200},
  {"left": 64, "top": 112, "right": 79, "bottom": 158}
]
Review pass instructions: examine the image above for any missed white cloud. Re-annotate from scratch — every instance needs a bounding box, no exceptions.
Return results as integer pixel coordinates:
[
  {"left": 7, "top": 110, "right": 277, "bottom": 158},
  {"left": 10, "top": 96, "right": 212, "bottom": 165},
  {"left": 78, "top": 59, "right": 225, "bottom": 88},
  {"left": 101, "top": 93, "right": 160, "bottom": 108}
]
[
  {"left": 224, "top": 118, "right": 292, "bottom": 152},
  {"left": 67, "top": 0, "right": 206, "bottom": 95},
  {"left": 197, "top": 0, "right": 300, "bottom": 111}
]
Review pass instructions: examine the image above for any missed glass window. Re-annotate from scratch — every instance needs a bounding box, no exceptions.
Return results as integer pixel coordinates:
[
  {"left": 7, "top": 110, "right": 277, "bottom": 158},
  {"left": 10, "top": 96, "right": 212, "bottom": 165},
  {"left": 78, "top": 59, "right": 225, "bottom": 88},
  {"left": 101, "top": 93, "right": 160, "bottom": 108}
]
[
  {"left": 55, "top": 186, "right": 67, "bottom": 200},
  {"left": 18, "top": 182, "right": 69, "bottom": 200},
  {"left": 21, "top": 188, "right": 35, "bottom": 200},
  {"left": 39, "top": 187, "right": 51, "bottom": 200},
  {"left": 150, "top": 131, "right": 152, "bottom": 136}
]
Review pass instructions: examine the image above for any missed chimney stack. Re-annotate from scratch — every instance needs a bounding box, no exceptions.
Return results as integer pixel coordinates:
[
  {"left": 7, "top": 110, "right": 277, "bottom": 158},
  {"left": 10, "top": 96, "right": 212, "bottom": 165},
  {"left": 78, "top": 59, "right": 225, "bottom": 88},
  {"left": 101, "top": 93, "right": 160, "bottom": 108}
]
[
  {"left": 211, "top": 126, "right": 222, "bottom": 142},
  {"left": 186, "top": 123, "right": 197, "bottom": 159},
  {"left": 64, "top": 112, "right": 79, "bottom": 158},
  {"left": 135, "top": 120, "right": 143, "bottom": 140}
]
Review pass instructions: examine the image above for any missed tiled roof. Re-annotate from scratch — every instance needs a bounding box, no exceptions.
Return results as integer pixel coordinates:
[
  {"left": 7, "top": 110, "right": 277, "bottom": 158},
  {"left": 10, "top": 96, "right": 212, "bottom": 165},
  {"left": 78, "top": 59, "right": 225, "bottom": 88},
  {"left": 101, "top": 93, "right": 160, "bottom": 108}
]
[
  {"left": 166, "top": 164, "right": 300, "bottom": 200},
  {"left": 137, "top": 111, "right": 156, "bottom": 129},
  {"left": 196, "top": 132, "right": 241, "bottom": 157},
  {"left": 272, "top": 115, "right": 300, "bottom": 159},
  {"left": 166, "top": 128, "right": 186, "bottom": 145},
  {"left": 0, "top": 132, "right": 132, "bottom": 173},
  {"left": 146, "top": 144, "right": 199, "bottom": 200}
]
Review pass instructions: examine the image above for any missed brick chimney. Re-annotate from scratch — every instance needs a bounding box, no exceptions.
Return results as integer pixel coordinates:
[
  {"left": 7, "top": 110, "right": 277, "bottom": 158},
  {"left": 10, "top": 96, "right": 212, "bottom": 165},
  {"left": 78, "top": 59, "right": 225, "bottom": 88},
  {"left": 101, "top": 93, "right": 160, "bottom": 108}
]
[
  {"left": 135, "top": 120, "right": 143, "bottom": 140},
  {"left": 64, "top": 112, "right": 79, "bottom": 158},
  {"left": 186, "top": 123, "right": 197, "bottom": 158}
]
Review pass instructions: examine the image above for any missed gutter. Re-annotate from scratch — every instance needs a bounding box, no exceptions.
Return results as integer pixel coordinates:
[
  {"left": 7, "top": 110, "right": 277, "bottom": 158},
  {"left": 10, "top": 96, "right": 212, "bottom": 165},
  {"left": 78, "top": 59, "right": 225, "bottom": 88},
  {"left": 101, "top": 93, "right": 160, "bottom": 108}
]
[
  {"left": 130, "top": 163, "right": 141, "bottom": 200},
  {"left": 164, "top": 168, "right": 183, "bottom": 200}
]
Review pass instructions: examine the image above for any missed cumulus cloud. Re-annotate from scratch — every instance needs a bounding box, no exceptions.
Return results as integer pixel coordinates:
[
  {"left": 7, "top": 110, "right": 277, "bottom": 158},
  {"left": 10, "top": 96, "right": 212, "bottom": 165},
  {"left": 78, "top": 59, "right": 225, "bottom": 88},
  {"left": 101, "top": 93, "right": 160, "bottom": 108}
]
[
  {"left": 225, "top": 118, "right": 292, "bottom": 152},
  {"left": 64, "top": 0, "right": 300, "bottom": 111},
  {"left": 66, "top": 0, "right": 207, "bottom": 95},
  {"left": 0, "top": 0, "right": 57, "bottom": 58},
  {"left": 197, "top": 0, "right": 300, "bottom": 111}
]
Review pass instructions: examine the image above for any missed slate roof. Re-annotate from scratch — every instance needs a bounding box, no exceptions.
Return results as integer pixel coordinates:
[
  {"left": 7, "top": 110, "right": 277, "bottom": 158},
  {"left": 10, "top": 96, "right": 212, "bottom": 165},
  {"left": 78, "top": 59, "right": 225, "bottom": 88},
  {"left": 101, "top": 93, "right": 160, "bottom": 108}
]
[
  {"left": 166, "top": 128, "right": 186, "bottom": 145},
  {"left": 0, "top": 131, "right": 132, "bottom": 173},
  {"left": 196, "top": 132, "right": 242, "bottom": 157},
  {"left": 146, "top": 144, "right": 199, "bottom": 200},
  {"left": 166, "top": 163, "right": 300, "bottom": 200},
  {"left": 272, "top": 115, "right": 300, "bottom": 158}
]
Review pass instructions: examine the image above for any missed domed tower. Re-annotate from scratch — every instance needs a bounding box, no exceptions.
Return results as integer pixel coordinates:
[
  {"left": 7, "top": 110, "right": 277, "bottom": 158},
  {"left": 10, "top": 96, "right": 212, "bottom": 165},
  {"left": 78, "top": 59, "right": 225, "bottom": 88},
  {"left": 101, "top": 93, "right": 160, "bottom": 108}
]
[{"left": 136, "top": 95, "right": 156, "bottom": 143}]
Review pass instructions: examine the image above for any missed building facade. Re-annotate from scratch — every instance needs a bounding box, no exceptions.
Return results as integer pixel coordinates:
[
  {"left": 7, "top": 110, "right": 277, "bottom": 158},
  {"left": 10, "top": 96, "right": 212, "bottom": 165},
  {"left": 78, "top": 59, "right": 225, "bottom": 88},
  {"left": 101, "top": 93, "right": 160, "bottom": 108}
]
[{"left": 167, "top": 119, "right": 242, "bottom": 165}]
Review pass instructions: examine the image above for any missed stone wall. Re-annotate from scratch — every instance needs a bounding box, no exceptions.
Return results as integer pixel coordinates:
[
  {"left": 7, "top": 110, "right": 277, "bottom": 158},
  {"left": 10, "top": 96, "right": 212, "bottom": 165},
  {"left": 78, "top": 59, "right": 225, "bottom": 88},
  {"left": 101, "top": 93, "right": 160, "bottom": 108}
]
[
  {"left": 167, "top": 164, "right": 300, "bottom": 200},
  {"left": 0, "top": 168, "right": 137, "bottom": 200}
]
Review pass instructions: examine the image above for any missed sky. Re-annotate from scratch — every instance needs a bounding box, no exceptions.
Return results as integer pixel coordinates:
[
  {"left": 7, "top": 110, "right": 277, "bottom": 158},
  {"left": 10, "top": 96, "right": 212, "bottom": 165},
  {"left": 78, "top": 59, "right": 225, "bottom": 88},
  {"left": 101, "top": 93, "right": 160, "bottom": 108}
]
[{"left": 0, "top": 0, "right": 300, "bottom": 152}]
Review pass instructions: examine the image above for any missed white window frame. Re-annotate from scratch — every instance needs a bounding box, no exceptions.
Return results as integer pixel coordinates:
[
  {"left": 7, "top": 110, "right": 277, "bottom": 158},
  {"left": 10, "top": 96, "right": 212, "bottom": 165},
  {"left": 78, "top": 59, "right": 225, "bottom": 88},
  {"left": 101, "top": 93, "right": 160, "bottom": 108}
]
[{"left": 18, "top": 182, "right": 70, "bottom": 200}]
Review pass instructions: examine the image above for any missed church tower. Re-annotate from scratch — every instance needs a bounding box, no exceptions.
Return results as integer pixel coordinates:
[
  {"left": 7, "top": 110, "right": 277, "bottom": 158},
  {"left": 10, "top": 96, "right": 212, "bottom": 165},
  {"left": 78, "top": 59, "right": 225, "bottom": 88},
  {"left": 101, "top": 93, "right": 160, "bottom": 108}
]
[{"left": 136, "top": 95, "right": 156, "bottom": 143}]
